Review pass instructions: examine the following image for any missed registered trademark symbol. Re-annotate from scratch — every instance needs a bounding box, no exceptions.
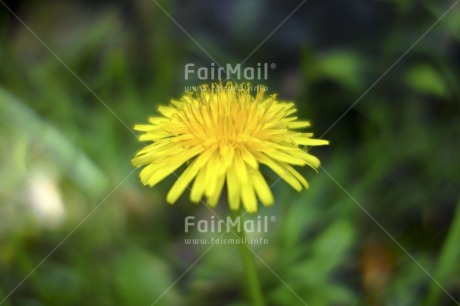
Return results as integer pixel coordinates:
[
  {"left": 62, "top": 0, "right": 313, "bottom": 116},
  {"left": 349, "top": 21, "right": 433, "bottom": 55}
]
[
  {"left": 270, "top": 216, "right": 276, "bottom": 222},
  {"left": 270, "top": 63, "right": 276, "bottom": 69}
]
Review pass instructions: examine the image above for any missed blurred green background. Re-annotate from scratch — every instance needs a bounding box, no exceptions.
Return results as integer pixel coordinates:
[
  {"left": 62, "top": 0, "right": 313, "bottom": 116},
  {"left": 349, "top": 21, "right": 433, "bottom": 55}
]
[{"left": 1, "top": 0, "right": 460, "bottom": 305}]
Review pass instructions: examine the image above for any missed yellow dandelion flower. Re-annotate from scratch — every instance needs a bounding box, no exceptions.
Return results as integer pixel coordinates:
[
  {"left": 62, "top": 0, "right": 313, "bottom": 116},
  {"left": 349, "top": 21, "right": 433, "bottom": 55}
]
[{"left": 132, "top": 82, "right": 329, "bottom": 213}]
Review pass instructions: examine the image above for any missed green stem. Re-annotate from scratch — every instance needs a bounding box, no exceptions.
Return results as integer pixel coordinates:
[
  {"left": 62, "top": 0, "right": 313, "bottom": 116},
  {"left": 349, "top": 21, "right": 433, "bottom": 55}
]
[
  {"left": 423, "top": 197, "right": 460, "bottom": 306},
  {"left": 231, "top": 210, "right": 265, "bottom": 306}
]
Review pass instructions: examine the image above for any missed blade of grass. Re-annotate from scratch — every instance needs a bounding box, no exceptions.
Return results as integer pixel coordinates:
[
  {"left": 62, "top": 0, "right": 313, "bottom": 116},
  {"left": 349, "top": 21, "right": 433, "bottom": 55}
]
[{"left": 423, "top": 197, "right": 460, "bottom": 306}]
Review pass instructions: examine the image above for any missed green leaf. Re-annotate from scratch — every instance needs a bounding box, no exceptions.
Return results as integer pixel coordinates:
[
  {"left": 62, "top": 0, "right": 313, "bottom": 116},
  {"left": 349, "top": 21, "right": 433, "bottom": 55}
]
[
  {"left": 313, "top": 51, "right": 364, "bottom": 91},
  {"left": 404, "top": 65, "right": 447, "bottom": 97},
  {"left": 113, "top": 248, "right": 182, "bottom": 306}
]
